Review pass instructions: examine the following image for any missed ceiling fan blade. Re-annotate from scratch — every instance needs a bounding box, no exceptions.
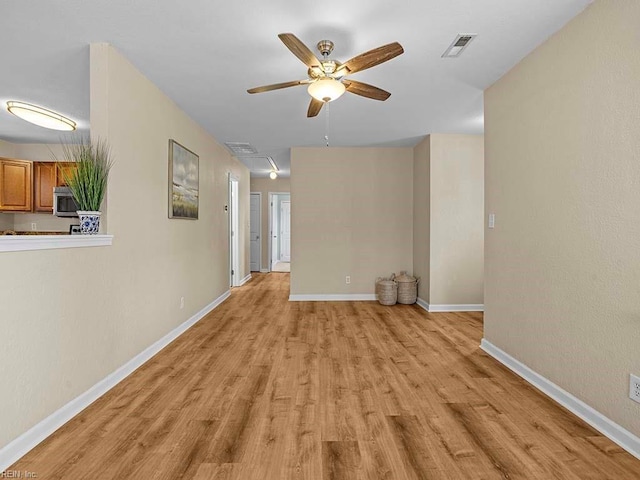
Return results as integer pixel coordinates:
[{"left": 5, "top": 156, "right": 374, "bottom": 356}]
[
  {"left": 247, "top": 80, "right": 306, "bottom": 94},
  {"left": 344, "top": 80, "right": 391, "bottom": 101},
  {"left": 307, "top": 98, "right": 324, "bottom": 118},
  {"left": 338, "top": 42, "right": 404, "bottom": 75},
  {"left": 278, "top": 33, "right": 322, "bottom": 68}
]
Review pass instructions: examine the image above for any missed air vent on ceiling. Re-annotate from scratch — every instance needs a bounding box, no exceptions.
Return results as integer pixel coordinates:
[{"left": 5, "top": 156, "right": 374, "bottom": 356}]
[
  {"left": 224, "top": 142, "right": 258, "bottom": 156},
  {"left": 442, "top": 34, "right": 477, "bottom": 58}
]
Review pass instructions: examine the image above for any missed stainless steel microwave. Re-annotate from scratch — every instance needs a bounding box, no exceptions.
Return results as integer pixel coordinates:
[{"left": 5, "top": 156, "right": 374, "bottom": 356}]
[{"left": 53, "top": 187, "right": 78, "bottom": 217}]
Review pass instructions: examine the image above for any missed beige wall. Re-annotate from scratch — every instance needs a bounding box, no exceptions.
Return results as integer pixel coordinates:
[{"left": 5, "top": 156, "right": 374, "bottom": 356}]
[
  {"left": 485, "top": 0, "right": 640, "bottom": 436},
  {"left": 290, "top": 147, "right": 413, "bottom": 296},
  {"left": 412, "top": 134, "right": 484, "bottom": 306},
  {"left": 0, "top": 43, "right": 250, "bottom": 448},
  {"left": 250, "top": 177, "right": 290, "bottom": 271},
  {"left": 412, "top": 136, "right": 431, "bottom": 301},
  {"left": 0, "top": 139, "right": 16, "bottom": 157},
  {"left": 430, "top": 134, "right": 484, "bottom": 305},
  {"left": 0, "top": 214, "right": 12, "bottom": 230}
]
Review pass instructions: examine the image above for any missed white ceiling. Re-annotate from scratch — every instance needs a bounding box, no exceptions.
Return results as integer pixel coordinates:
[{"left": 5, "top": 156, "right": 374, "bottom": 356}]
[{"left": 0, "top": 0, "right": 592, "bottom": 177}]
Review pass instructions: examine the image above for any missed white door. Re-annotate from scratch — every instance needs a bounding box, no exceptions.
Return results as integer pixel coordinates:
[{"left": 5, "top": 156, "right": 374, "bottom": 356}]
[
  {"left": 280, "top": 200, "right": 291, "bottom": 262},
  {"left": 250, "top": 193, "right": 261, "bottom": 272}
]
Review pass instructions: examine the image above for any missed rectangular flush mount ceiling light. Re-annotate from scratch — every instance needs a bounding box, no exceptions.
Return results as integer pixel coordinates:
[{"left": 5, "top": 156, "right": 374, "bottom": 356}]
[
  {"left": 442, "top": 34, "right": 477, "bottom": 58},
  {"left": 267, "top": 156, "right": 279, "bottom": 172},
  {"left": 6, "top": 101, "right": 76, "bottom": 131}
]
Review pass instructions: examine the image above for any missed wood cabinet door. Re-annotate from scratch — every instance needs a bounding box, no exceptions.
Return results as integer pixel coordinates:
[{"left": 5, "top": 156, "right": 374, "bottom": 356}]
[
  {"left": 34, "top": 162, "right": 56, "bottom": 212},
  {"left": 0, "top": 158, "right": 32, "bottom": 212},
  {"left": 56, "top": 162, "right": 77, "bottom": 187}
]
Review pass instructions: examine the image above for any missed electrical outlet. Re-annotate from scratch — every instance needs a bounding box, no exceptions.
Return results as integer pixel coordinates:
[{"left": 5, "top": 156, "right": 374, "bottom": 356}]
[
  {"left": 630, "top": 374, "right": 640, "bottom": 404},
  {"left": 345, "top": 276, "right": 351, "bottom": 285},
  {"left": 488, "top": 214, "right": 495, "bottom": 229},
  {"left": 31, "top": 222, "right": 37, "bottom": 231},
  {"left": 180, "top": 297, "right": 185, "bottom": 310}
]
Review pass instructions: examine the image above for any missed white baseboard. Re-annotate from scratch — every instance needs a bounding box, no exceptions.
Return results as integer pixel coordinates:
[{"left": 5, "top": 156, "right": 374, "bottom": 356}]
[
  {"left": 260, "top": 268, "right": 270, "bottom": 273},
  {"left": 238, "top": 273, "right": 252, "bottom": 286},
  {"left": 416, "top": 297, "right": 430, "bottom": 311},
  {"left": 0, "top": 289, "right": 231, "bottom": 471},
  {"left": 480, "top": 339, "right": 640, "bottom": 461},
  {"left": 289, "top": 294, "right": 377, "bottom": 301},
  {"left": 416, "top": 298, "right": 484, "bottom": 312},
  {"left": 429, "top": 304, "right": 484, "bottom": 312}
]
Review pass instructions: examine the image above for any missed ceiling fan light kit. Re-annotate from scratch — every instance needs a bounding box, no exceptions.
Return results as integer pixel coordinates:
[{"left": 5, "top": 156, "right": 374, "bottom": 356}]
[
  {"left": 6, "top": 100, "right": 76, "bottom": 131},
  {"left": 307, "top": 78, "right": 345, "bottom": 103},
  {"left": 247, "top": 33, "right": 404, "bottom": 117}
]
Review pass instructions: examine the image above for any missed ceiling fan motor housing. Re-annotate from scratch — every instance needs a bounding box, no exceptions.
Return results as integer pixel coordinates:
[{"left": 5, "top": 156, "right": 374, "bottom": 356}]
[{"left": 317, "top": 40, "right": 334, "bottom": 57}]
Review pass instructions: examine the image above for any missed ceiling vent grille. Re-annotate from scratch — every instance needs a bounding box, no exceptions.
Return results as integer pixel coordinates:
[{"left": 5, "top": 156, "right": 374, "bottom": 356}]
[
  {"left": 442, "top": 34, "right": 477, "bottom": 58},
  {"left": 224, "top": 142, "right": 258, "bottom": 156}
]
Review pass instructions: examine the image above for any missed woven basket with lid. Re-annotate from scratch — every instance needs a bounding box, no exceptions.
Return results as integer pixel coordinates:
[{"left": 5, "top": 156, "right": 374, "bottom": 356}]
[
  {"left": 376, "top": 274, "right": 397, "bottom": 305},
  {"left": 396, "top": 271, "right": 420, "bottom": 304}
]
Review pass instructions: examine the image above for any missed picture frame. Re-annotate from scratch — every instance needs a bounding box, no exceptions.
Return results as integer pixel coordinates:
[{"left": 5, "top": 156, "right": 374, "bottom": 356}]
[
  {"left": 168, "top": 139, "right": 199, "bottom": 219},
  {"left": 69, "top": 225, "right": 81, "bottom": 235}
]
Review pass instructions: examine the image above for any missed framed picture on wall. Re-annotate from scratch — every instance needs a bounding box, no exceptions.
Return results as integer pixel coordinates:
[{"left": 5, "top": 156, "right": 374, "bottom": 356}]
[{"left": 168, "top": 139, "right": 199, "bottom": 219}]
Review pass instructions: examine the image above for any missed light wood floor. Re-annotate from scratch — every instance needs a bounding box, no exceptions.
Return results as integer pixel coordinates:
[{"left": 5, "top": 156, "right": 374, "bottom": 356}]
[{"left": 11, "top": 273, "right": 640, "bottom": 479}]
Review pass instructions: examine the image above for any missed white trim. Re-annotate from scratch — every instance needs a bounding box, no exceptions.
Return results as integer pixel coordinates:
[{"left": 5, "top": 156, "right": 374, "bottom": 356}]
[
  {"left": 415, "top": 298, "right": 483, "bottom": 312},
  {"left": 289, "top": 294, "right": 377, "bottom": 301},
  {"left": 0, "top": 234, "right": 113, "bottom": 253},
  {"left": 428, "top": 304, "right": 484, "bottom": 312},
  {"left": 416, "top": 297, "right": 430, "bottom": 311},
  {"left": 238, "top": 273, "right": 252, "bottom": 286},
  {"left": 260, "top": 268, "right": 270, "bottom": 273},
  {"left": 229, "top": 175, "right": 240, "bottom": 287},
  {"left": 480, "top": 339, "right": 640, "bottom": 461},
  {"left": 0, "top": 289, "right": 231, "bottom": 471}
]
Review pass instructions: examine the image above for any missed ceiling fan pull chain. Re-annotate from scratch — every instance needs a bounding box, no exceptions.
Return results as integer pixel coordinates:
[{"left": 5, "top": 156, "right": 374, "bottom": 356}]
[{"left": 325, "top": 101, "right": 330, "bottom": 147}]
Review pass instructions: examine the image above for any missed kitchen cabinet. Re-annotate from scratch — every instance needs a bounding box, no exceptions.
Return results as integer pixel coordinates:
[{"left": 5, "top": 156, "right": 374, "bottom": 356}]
[
  {"left": 34, "top": 162, "right": 56, "bottom": 212},
  {"left": 56, "top": 162, "right": 77, "bottom": 187},
  {"left": 0, "top": 158, "right": 32, "bottom": 212}
]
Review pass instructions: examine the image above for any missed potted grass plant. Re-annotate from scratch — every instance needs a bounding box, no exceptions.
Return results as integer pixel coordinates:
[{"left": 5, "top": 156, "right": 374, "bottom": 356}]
[{"left": 61, "top": 138, "right": 114, "bottom": 235}]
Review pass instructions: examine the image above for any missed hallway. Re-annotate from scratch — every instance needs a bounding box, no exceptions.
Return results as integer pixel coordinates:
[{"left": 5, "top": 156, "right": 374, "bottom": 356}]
[{"left": 10, "top": 273, "right": 640, "bottom": 479}]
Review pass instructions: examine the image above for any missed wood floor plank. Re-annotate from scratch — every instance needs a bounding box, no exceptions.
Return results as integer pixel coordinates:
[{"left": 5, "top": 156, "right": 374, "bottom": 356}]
[
  {"left": 8, "top": 273, "right": 640, "bottom": 479},
  {"left": 321, "top": 441, "right": 361, "bottom": 480}
]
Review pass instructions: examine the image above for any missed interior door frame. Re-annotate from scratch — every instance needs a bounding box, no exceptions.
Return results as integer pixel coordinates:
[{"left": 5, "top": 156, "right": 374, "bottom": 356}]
[
  {"left": 268, "top": 191, "right": 290, "bottom": 272},
  {"left": 250, "top": 191, "right": 262, "bottom": 272},
  {"left": 228, "top": 174, "right": 240, "bottom": 287}
]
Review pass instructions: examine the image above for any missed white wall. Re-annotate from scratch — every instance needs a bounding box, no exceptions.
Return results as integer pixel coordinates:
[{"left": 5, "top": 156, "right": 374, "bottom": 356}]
[
  {"left": 485, "top": 0, "right": 640, "bottom": 436},
  {"left": 0, "top": 43, "right": 250, "bottom": 449},
  {"left": 290, "top": 147, "right": 413, "bottom": 296}
]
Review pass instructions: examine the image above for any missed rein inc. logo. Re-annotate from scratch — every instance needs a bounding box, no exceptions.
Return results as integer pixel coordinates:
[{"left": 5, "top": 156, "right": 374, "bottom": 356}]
[{"left": 0, "top": 471, "right": 37, "bottom": 478}]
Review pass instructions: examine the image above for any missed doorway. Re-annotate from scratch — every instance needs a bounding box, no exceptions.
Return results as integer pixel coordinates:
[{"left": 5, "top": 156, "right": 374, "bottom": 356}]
[
  {"left": 249, "top": 192, "right": 261, "bottom": 272},
  {"left": 229, "top": 175, "right": 240, "bottom": 286},
  {"left": 268, "top": 192, "right": 291, "bottom": 272}
]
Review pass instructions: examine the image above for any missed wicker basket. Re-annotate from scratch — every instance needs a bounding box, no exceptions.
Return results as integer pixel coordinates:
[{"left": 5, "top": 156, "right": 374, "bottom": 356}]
[
  {"left": 396, "top": 271, "right": 420, "bottom": 304},
  {"left": 376, "top": 274, "right": 397, "bottom": 305}
]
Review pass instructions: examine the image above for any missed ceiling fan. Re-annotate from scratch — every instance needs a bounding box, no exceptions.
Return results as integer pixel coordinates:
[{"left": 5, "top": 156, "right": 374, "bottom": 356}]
[{"left": 247, "top": 33, "right": 404, "bottom": 118}]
